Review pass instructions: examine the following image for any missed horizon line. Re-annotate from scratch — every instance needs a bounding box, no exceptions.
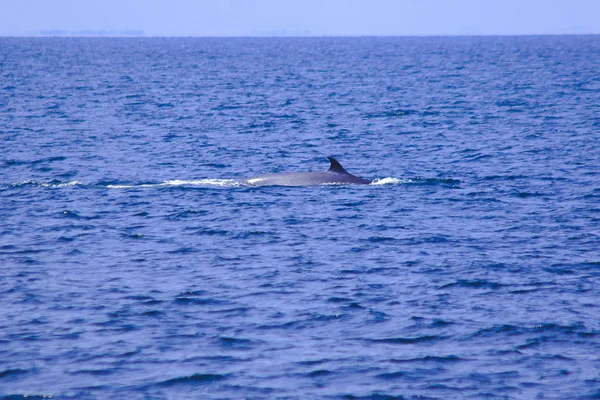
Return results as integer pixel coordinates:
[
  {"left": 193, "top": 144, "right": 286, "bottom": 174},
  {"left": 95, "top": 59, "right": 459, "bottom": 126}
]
[{"left": 1, "top": 33, "right": 599, "bottom": 38}]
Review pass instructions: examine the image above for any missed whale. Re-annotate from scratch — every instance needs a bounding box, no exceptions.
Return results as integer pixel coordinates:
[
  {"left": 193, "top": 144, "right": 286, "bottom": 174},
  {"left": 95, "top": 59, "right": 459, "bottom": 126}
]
[{"left": 241, "top": 157, "right": 371, "bottom": 187}]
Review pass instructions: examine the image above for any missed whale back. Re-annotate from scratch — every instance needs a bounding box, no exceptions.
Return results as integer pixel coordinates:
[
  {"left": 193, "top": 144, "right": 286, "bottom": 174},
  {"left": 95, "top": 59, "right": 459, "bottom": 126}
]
[{"left": 243, "top": 156, "right": 370, "bottom": 186}]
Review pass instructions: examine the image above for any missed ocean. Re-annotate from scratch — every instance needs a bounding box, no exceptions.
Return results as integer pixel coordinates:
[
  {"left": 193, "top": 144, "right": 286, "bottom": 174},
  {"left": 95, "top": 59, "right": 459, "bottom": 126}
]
[{"left": 1, "top": 36, "right": 599, "bottom": 399}]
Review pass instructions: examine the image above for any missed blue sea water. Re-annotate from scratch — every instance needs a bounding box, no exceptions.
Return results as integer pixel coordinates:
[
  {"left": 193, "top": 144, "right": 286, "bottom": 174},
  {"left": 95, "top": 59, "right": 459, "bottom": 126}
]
[{"left": 1, "top": 36, "right": 600, "bottom": 399}]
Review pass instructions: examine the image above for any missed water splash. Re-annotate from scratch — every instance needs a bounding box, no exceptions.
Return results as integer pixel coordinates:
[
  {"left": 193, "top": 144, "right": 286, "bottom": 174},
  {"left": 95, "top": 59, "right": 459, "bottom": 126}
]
[{"left": 370, "top": 177, "right": 409, "bottom": 185}]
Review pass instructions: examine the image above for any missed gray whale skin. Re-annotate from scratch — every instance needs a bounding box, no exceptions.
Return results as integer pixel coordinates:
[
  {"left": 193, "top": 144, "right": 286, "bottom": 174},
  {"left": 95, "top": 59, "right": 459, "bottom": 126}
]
[{"left": 242, "top": 157, "right": 371, "bottom": 187}]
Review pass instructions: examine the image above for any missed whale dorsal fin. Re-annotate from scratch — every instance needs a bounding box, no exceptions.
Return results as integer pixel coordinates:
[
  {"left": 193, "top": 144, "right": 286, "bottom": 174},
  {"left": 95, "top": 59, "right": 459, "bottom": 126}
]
[{"left": 327, "top": 157, "right": 348, "bottom": 174}]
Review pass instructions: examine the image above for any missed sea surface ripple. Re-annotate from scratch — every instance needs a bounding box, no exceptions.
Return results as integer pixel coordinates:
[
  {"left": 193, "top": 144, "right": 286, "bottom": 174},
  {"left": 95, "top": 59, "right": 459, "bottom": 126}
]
[{"left": 1, "top": 36, "right": 600, "bottom": 399}]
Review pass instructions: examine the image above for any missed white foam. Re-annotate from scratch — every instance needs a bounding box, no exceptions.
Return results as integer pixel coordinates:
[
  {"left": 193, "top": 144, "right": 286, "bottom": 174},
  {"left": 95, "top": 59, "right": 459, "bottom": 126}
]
[
  {"left": 44, "top": 180, "right": 84, "bottom": 188},
  {"left": 11, "top": 180, "right": 36, "bottom": 187},
  {"left": 370, "top": 177, "right": 409, "bottom": 185},
  {"left": 12, "top": 180, "right": 85, "bottom": 188},
  {"left": 164, "top": 179, "right": 241, "bottom": 187},
  {"left": 106, "top": 184, "right": 141, "bottom": 189},
  {"left": 107, "top": 179, "right": 242, "bottom": 189}
]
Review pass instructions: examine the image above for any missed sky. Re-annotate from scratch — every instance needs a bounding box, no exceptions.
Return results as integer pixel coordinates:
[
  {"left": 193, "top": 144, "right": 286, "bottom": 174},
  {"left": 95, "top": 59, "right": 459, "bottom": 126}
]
[{"left": 1, "top": 0, "right": 599, "bottom": 36}]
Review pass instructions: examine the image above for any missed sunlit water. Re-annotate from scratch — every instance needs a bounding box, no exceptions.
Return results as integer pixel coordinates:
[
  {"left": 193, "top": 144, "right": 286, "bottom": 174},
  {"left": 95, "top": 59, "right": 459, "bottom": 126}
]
[{"left": 1, "top": 36, "right": 600, "bottom": 399}]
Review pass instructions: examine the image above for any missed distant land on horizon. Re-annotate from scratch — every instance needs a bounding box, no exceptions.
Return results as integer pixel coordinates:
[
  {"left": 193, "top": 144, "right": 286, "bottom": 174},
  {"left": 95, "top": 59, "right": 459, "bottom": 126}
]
[
  {"left": 9, "top": 30, "right": 596, "bottom": 38},
  {"left": 37, "top": 30, "right": 146, "bottom": 37},
  {"left": 34, "top": 29, "right": 314, "bottom": 37},
  {"left": 1, "top": 0, "right": 598, "bottom": 38},
  {"left": 24, "top": 31, "right": 600, "bottom": 38}
]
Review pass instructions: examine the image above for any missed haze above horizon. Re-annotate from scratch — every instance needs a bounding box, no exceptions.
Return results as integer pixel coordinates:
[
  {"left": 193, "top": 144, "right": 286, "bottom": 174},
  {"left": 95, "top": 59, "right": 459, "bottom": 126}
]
[{"left": 2, "top": 0, "right": 599, "bottom": 37}]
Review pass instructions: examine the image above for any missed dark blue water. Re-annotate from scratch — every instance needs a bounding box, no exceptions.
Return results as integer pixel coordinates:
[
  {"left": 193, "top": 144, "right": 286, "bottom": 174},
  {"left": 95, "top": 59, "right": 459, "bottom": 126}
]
[{"left": 1, "top": 36, "right": 600, "bottom": 399}]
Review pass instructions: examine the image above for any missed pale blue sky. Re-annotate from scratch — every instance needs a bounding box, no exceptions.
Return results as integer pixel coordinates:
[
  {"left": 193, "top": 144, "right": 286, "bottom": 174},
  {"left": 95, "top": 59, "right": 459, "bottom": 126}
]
[{"left": 2, "top": 0, "right": 599, "bottom": 36}]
